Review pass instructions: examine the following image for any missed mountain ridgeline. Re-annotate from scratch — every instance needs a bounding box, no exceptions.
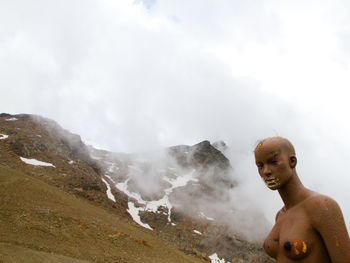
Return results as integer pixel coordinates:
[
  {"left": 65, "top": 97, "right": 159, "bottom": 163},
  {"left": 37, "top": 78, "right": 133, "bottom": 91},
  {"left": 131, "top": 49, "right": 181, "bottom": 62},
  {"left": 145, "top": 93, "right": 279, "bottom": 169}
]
[{"left": 0, "top": 113, "right": 273, "bottom": 263}]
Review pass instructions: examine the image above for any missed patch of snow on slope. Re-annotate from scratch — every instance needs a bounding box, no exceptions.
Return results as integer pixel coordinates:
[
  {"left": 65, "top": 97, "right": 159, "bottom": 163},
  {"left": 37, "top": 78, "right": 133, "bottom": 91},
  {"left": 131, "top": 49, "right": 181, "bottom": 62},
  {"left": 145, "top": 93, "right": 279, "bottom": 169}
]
[
  {"left": 143, "top": 169, "right": 197, "bottom": 221},
  {"left": 209, "top": 253, "right": 229, "bottom": 263},
  {"left": 199, "top": 211, "right": 215, "bottom": 221},
  {"left": 144, "top": 190, "right": 173, "bottom": 221},
  {"left": 104, "top": 174, "right": 115, "bottom": 183},
  {"left": 102, "top": 177, "right": 116, "bottom": 202},
  {"left": 127, "top": 201, "right": 153, "bottom": 230},
  {"left": 194, "top": 230, "right": 202, "bottom": 235},
  {"left": 116, "top": 179, "right": 146, "bottom": 204},
  {"left": 5, "top": 118, "right": 18, "bottom": 121},
  {"left": 0, "top": 134, "right": 9, "bottom": 140},
  {"left": 108, "top": 164, "right": 119, "bottom": 173},
  {"left": 163, "top": 170, "right": 198, "bottom": 188},
  {"left": 113, "top": 167, "right": 197, "bottom": 228},
  {"left": 158, "top": 169, "right": 197, "bottom": 221},
  {"left": 20, "top": 157, "right": 55, "bottom": 167}
]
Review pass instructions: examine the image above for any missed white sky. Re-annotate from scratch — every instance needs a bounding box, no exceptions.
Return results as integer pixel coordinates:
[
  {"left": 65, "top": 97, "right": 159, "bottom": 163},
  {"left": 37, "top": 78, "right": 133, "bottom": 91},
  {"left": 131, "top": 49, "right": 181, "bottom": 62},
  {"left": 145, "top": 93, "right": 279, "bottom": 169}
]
[{"left": 1, "top": 0, "right": 350, "bottom": 228}]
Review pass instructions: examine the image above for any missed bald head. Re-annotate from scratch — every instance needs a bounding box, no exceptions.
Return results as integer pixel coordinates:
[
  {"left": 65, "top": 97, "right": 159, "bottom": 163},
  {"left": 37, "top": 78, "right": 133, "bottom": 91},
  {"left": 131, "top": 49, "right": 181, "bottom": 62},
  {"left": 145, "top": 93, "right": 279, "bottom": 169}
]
[{"left": 255, "top": 136, "right": 296, "bottom": 156}]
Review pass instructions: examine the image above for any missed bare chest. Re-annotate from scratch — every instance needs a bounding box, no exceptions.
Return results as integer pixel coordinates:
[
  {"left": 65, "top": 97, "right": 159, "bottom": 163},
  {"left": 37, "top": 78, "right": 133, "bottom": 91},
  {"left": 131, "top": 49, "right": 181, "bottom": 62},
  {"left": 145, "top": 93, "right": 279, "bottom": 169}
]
[{"left": 264, "top": 210, "right": 331, "bottom": 262}]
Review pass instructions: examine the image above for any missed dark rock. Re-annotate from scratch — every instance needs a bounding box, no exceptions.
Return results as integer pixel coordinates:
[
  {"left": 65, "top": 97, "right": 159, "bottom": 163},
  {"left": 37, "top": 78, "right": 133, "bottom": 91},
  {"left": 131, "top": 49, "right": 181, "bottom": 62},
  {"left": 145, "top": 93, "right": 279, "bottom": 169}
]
[
  {"left": 10, "top": 139, "right": 48, "bottom": 157},
  {"left": 0, "top": 113, "right": 12, "bottom": 118},
  {"left": 168, "top": 140, "right": 231, "bottom": 170},
  {"left": 190, "top": 140, "right": 230, "bottom": 170}
]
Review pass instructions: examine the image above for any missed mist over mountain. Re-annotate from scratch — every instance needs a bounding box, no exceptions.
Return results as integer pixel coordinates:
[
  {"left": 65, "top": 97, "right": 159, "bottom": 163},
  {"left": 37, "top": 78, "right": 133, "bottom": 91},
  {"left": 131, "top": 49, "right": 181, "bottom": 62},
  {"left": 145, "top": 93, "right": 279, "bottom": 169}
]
[
  {"left": 0, "top": 113, "right": 273, "bottom": 262},
  {"left": 2, "top": 0, "right": 350, "bottom": 238}
]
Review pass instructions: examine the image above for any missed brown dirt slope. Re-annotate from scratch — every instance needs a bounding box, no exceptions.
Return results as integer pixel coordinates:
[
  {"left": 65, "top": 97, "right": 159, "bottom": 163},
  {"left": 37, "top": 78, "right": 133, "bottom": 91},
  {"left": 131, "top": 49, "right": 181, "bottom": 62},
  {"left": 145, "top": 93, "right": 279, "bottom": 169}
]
[
  {"left": 0, "top": 242, "right": 92, "bottom": 263},
  {"left": 0, "top": 165, "right": 207, "bottom": 263}
]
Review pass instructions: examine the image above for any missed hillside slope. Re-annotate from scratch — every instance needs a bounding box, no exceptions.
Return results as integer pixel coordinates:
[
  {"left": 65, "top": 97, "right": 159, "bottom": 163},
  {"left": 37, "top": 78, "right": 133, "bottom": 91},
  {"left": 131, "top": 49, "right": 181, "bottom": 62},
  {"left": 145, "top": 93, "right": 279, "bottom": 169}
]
[{"left": 0, "top": 165, "right": 206, "bottom": 263}]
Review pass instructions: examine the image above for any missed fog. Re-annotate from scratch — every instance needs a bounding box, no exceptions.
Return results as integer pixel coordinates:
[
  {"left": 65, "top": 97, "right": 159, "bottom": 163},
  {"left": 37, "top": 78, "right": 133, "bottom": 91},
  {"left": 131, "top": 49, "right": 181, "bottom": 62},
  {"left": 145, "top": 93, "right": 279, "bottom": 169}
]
[{"left": 1, "top": 0, "right": 350, "bottom": 234}]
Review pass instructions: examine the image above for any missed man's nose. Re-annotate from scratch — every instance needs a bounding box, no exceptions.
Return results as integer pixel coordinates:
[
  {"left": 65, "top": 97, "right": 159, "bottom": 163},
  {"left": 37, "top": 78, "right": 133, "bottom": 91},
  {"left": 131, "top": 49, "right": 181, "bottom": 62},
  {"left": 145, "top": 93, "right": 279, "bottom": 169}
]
[{"left": 263, "top": 165, "right": 271, "bottom": 176}]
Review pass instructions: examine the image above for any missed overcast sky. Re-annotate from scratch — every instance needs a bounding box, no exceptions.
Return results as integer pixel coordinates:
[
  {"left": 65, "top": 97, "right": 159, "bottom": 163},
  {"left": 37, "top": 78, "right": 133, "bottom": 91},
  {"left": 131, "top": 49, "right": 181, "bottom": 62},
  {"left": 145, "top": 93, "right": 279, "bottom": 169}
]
[{"left": 1, "top": 0, "right": 350, "bottom": 228}]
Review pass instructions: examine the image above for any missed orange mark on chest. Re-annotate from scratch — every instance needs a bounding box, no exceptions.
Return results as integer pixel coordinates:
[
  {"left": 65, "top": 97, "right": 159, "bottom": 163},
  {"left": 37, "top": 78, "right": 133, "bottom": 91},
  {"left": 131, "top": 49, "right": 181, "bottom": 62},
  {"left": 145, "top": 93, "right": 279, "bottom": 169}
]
[{"left": 293, "top": 239, "right": 307, "bottom": 255}]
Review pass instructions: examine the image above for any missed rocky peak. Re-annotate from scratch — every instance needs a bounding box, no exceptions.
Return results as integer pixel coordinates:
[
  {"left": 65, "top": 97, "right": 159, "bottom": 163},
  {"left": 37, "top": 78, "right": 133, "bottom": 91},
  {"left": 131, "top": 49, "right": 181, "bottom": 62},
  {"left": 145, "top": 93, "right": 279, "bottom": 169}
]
[
  {"left": 191, "top": 140, "right": 230, "bottom": 169},
  {"left": 168, "top": 140, "right": 231, "bottom": 170}
]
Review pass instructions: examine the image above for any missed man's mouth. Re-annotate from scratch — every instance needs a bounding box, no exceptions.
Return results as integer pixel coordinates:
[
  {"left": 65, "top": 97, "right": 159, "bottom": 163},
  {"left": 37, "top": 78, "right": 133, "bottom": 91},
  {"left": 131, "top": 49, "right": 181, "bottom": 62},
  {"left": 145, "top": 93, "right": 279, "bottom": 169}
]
[{"left": 264, "top": 178, "right": 280, "bottom": 188}]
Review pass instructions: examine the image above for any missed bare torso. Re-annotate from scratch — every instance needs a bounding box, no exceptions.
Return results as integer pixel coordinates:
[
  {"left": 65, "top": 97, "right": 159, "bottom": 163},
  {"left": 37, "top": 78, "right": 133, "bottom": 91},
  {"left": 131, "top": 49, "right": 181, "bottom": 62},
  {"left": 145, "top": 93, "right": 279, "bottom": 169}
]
[
  {"left": 264, "top": 194, "right": 332, "bottom": 262},
  {"left": 255, "top": 137, "right": 350, "bottom": 262}
]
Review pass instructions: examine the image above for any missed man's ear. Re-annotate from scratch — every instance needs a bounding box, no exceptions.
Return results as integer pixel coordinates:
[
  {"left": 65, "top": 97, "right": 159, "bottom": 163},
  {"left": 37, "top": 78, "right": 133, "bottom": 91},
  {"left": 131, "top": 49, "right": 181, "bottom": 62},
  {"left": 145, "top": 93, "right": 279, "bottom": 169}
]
[{"left": 290, "top": 156, "right": 297, "bottom": 168}]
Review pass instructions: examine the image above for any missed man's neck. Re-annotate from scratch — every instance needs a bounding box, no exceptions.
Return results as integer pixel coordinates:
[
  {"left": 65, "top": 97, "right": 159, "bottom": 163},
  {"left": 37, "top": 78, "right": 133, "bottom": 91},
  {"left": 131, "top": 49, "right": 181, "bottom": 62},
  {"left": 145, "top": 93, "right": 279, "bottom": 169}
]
[{"left": 278, "top": 173, "right": 310, "bottom": 210}]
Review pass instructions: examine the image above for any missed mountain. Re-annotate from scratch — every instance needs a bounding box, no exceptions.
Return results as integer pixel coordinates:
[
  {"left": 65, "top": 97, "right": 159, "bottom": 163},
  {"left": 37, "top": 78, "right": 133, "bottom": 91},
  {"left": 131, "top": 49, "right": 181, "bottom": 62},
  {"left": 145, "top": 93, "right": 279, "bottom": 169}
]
[{"left": 0, "top": 113, "right": 274, "bottom": 263}]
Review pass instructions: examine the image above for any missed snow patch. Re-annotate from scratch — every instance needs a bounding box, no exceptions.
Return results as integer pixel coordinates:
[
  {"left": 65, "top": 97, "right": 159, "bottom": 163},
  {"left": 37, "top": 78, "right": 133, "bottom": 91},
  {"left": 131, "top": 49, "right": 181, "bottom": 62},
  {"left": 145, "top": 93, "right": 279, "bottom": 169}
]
[
  {"left": 162, "top": 169, "right": 198, "bottom": 188},
  {"left": 127, "top": 201, "right": 153, "bottom": 230},
  {"left": 0, "top": 134, "right": 9, "bottom": 140},
  {"left": 115, "top": 179, "right": 145, "bottom": 204},
  {"left": 20, "top": 157, "right": 55, "bottom": 167},
  {"left": 104, "top": 174, "right": 115, "bottom": 183},
  {"left": 199, "top": 211, "right": 215, "bottom": 221},
  {"left": 114, "top": 167, "right": 197, "bottom": 227},
  {"left": 193, "top": 230, "right": 202, "bottom": 235},
  {"left": 102, "top": 177, "right": 116, "bottom": 202},
  {"left": 6, "top": 118, "right": 18, "bottom": 121},
  {"left": 108, "top": 164, "right": 119, "bottom": 173},
  {"left": 209, "top": 253, "right": 229, "bottom": 263}
]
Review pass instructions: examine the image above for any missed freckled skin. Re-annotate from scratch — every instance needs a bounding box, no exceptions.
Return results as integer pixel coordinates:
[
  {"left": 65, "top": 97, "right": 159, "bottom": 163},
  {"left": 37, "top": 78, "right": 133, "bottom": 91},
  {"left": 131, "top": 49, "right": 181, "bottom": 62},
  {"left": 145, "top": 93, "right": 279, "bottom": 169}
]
[{"left": 254, "top": 137, "right": 350, "bottom": 262}]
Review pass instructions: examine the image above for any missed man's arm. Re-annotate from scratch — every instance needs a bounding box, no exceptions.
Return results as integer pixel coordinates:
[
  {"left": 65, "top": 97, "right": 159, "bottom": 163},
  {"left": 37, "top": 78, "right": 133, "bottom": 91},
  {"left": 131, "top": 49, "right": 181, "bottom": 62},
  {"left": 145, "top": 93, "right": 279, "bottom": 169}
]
[{"left": 308, "top": 195, "right": 350, "bottom": 262}]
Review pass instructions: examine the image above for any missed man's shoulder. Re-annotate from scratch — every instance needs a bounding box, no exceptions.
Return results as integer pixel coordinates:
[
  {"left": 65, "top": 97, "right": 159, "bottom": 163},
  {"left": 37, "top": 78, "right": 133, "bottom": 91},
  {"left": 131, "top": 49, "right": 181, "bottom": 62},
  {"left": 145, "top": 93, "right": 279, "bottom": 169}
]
[
  {"left": 275, "top": 207, "right": 286, "bottom": 222},
  {"left": 302, "top": 193, "right": 341, "bottom": 224},
  {"left": 303, "top": 193, "right": 338, "bottom": 209}
]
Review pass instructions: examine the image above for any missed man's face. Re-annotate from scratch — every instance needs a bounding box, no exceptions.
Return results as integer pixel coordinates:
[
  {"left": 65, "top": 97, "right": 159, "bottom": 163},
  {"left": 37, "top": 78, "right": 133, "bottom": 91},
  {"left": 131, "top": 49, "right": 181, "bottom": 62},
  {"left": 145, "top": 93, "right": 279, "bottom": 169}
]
[{"left": 254, "top": 140, "right": 293, "bottom": 190}]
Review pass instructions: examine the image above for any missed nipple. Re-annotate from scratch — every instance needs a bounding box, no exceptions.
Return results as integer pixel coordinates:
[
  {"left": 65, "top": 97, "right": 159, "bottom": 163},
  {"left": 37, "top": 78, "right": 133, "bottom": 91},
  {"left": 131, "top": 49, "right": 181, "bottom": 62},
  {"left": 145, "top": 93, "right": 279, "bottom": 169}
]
[{"left": 284, "top": 241, "right": 292, "bottom": 251}]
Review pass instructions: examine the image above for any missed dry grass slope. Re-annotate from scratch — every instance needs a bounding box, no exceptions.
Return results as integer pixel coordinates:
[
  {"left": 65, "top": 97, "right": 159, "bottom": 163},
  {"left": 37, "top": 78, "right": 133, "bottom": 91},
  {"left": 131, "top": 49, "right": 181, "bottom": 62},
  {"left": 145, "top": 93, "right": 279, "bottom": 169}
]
[{"left": 0, "top": 165, "right": 207, "bottom": 263}]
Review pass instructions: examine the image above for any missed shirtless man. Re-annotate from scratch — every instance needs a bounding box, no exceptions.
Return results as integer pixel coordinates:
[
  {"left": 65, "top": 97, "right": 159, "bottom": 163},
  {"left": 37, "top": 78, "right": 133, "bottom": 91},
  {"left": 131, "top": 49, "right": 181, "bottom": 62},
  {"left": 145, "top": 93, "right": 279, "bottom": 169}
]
[{"left": 254, "top": 137, "right": 350, "bottom": 262}]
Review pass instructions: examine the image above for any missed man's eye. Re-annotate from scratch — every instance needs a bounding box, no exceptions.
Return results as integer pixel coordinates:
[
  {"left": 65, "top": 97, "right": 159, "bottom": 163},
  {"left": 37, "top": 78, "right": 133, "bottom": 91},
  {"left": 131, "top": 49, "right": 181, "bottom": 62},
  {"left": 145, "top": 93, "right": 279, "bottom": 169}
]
[
  {"left": 271, "top": 160, "right": 278, "bottom": 165},
  {"left": 257, "top": 163, "right": 263, "bottom": 169}
]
